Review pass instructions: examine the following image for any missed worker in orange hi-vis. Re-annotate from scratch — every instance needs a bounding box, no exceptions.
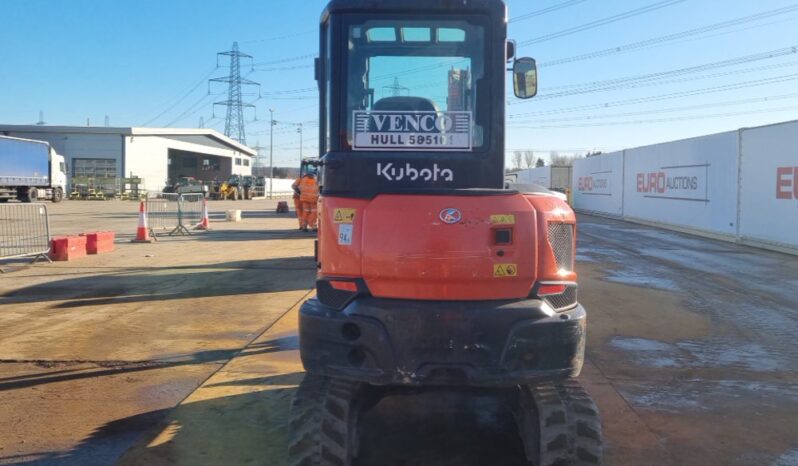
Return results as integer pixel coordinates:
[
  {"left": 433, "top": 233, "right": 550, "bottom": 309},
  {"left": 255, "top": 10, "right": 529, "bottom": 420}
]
[
  {"left": 298, "top": 171, "right": 320, "bottom": 232},
  {"left": 291, "top": 176, "right": 304, "bottom": 230}
]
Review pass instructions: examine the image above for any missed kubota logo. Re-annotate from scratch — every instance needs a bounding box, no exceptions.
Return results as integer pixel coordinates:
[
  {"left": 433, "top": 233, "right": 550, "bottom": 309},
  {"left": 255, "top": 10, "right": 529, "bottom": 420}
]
[
  {"left": 377, "top": 162, "right": 454, "bottom": 182},
  {"left": 776, "top": 167, "right": 798, "bottom": 200},
  {"left": 439, "top": 208, "right": 462, "bottom": 224}
]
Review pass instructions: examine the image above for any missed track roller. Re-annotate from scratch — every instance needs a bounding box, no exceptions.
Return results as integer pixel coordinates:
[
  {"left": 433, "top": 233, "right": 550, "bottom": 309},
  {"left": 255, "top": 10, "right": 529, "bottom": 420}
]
[
  {"left": 287, "top": 375, "right": 364, "bottom": 466},
  {"left": 517, "top": 379, "right": 603, "bottom": 466}
]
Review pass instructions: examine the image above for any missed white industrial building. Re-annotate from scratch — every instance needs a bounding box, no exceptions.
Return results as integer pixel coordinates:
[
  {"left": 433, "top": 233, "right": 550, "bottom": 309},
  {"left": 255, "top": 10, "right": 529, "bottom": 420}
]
[{"left": 0, "top": 125, "right": 256, "bottom": 192}]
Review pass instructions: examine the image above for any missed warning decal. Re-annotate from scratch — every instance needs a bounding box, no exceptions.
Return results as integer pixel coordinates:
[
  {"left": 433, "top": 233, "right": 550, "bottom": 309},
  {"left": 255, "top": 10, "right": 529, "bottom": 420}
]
[
  {"left": 333, "top": 208, "right": 356, "bottom": 224},
  {"left": 490, "top": 215, "right": 515, "bottom": 225},
  {"left": 493, "top": 264, "right": 518, "bottom": 278}
]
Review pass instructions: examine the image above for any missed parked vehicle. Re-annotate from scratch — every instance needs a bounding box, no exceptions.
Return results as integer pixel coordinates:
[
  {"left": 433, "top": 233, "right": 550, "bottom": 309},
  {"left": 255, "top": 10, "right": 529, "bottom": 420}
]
[
  {"left": 0, "top": 136, "right": 67, "bottom": 203},
  {"left": 164, "top": 177, "right": 209, "bottom": 197},
  {"left": 288, "top": 2, "right": 602, "bottom": 465}
]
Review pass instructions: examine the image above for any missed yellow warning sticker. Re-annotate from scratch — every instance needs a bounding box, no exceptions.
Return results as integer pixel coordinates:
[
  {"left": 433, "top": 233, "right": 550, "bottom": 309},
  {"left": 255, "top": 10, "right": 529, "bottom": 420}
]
[
  {"left": 494, "top": 264, "right": 518, "bottom": 278},
  {"left": 333, "top": 208, "right": 356, "bottom": 224},
  {"left": 491, "top": 214, "right": 515, "bottom": 225}
]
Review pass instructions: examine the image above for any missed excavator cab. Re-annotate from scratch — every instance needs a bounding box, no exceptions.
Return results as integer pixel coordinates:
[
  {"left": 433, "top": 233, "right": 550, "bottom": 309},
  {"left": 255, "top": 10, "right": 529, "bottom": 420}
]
[
  {"left": 316, "top": 0, "right": 535, "bottom": 195},
  {"left": 299, "top": 158, "right": 322, "bottom": 178},
  {"left": 289, "top": 1, "right": 602, "bottom": 465}
]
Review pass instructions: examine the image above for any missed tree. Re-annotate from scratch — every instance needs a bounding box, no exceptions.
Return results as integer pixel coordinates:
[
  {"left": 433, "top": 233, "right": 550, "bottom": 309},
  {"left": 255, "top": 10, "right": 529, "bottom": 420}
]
[
  {"left": 524, "top": 150, "right": 535, "bottom": 168},
  {"left": 513, "top": 151, "right": 523, "bottom": 170},
  {"left": 536, "top": 157, "right": 545, "bottom": 167},
  {"left": 549, "top": 152, "right": 584, "bottom": 167}
]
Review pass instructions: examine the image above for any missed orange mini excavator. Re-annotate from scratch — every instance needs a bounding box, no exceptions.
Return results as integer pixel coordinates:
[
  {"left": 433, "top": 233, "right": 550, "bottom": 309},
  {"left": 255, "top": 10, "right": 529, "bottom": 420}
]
[{"left": 289, "top": 1, "right": 602, "bottom": 465}]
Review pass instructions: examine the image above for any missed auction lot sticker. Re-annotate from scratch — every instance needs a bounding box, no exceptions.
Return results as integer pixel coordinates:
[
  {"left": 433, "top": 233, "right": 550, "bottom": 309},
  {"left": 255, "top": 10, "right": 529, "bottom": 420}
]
[
  {"left": 338, "top": 224, "right": 353, "bottom": 245},
  {"left": 353, "top": 111, "right": 472, "bottom": 151}
]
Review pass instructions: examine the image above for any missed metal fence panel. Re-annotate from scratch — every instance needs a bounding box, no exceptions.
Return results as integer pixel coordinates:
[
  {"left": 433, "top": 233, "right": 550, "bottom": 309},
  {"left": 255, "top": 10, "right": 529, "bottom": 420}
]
[
  {"left": 249, "top": 186, "right": 293, "bottom": 199},
  {"left": 179, "top": 193, "right": 203, "bottom": 228},
  {"left": 146, "top": 193, "right": 204, "bottom": 237},
  {"left": 0, "top": 203, "right": 51, "bottom": 263},
  {"left": 146, "top": 194, "right": 177, "bottom": 234}
]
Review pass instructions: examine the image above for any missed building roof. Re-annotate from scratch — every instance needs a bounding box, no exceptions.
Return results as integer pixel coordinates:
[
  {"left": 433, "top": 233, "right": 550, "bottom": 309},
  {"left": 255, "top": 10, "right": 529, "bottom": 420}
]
[
  {"left": 0, "top": 125, "right": 257, "bottom": 156},
  {"left": 0, "top": 134, "right": 51, "bottom": 147}
]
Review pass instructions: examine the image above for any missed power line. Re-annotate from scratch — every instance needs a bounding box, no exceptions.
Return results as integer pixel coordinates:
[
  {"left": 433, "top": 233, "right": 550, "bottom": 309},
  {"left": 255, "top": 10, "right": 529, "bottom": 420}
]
[
  {"left": 517, "top": 0, "right": 688, "bottom": 47},
  {"left": 507, "top": 73, "right": 798, "bottom": 118},
  {"left": 507, "top": 92, "right": 798, "bottom": 125},
  {"left": 508, "top": 104, "right": 798, "bottom": 129},
  {"left": 542, "top": 48, "right": 798, "bottom": 92},
  {"left": 141, "top": 66, "right": 218, "bottom": 126},
  {"left": 253, "top": 0, "right": 594, "bottom": 59},
  {"left": 241, "top": 29, "right": 315, "bottom": 44},
  {"left": 510, "top": 0, "right": 591, "bottom": 23},
  {"left": 523, "top": 64, "right": 798, "bottom": 103},
  {"left": 261, "top": 86, "right": 316, "bottom": 96},
  {"left": 245, "top": 0, "right": 585, "bottom": 66},
  {"left": 253, "top": 54, "right": 315, "bottom": 66},
  {"left": 253, "top": 64, "right": 314, "bottom": 72},
  {"left": 537, "top": 4, "right": 798, "bottom": 66},
  {"left": 269, "top": 96, "right": 318, "bottom": 101},
  {"left": 165, "top": 91, "right": 223, "bottom": 127},
  {"left": 508, "top": 46, "right": 798, "bottom": 104}
]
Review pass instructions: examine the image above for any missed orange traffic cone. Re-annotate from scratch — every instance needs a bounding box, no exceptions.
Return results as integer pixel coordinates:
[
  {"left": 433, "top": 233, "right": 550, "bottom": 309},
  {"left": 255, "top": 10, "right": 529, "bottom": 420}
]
[
  {"left": 195, "top": 198, "right": 210, "bottom": 230},
  {"left": 131, "top": 201, "right": 154, "bottom": 243}
]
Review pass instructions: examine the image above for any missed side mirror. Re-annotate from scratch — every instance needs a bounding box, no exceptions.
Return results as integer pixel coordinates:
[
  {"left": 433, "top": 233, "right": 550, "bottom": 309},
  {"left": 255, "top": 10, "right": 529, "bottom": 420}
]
[{"left": 513, "top": 57, "right": 538, "bottom": 99}]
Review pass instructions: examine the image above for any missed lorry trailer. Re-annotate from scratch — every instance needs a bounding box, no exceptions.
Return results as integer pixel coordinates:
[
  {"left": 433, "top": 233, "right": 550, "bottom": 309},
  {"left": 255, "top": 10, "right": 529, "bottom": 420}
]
[{"left": 0, "top": 135, "right": 67, "bottom": 203}]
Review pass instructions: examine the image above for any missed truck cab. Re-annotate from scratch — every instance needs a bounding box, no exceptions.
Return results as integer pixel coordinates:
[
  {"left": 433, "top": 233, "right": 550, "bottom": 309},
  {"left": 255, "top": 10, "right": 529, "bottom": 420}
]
[{"left": 50, "top": 148, "right": 67, "bottom": 200}]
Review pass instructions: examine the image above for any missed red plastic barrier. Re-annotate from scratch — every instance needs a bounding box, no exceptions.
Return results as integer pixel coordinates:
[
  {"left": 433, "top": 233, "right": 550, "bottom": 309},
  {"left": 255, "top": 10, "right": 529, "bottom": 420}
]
[
  {"left": 82, "top": 231, "right": 115, "bottom": 254},
  {"left": 49, "top": 236, "right": 87, "bottom": 261}
]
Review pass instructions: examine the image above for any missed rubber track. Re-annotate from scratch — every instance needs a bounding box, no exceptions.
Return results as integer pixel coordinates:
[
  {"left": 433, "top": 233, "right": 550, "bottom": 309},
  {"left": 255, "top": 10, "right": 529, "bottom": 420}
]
[
  {"left": 287, "top": 375, "right": 361, "bottom": 466},
  {"left": 522, "top": 380, "right": 603, "bottom": 466}
]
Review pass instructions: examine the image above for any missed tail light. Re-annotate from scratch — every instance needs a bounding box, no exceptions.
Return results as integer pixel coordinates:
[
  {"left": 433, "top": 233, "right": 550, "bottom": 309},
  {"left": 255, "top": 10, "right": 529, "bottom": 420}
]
[
  {"left": 536, "top": 282, "right": 578, "bottom": 311},
  {"left": 317, "top": 278, "right": 368, "bottom": 310},
  {"left": 538, "top": 284, "right": 567, "bottom": 296}
]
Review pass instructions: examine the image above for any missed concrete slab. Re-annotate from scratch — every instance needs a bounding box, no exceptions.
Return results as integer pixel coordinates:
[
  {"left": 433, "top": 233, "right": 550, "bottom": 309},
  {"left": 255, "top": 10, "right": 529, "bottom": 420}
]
[
  {"left": 0, "top": 199, "right": 316, "bottom": 466},
  {"left": 4, "top": 202, "right": 798, "bottom": 466}
]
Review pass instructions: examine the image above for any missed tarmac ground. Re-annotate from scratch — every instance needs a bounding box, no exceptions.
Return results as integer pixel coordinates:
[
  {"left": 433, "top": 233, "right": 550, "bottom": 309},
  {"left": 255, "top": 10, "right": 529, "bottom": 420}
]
[{"left": 0, "top": 199, "right": 796, "bottom": 466}]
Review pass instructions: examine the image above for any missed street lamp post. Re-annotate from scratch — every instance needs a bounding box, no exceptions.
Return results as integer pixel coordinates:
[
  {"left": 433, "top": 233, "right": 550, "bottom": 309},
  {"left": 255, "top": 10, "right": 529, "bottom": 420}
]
[
  {"left": 297, "top": 123, "right": 303, "bottom": 164},
  {"left": 269, "top": 108, "right": 275, "bottom": 199}
]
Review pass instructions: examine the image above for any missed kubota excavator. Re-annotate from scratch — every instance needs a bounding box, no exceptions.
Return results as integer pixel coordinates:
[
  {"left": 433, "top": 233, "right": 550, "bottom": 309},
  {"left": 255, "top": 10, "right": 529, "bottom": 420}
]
[{"left": 289, "top": 1, "right": 602, "bottom": 464}]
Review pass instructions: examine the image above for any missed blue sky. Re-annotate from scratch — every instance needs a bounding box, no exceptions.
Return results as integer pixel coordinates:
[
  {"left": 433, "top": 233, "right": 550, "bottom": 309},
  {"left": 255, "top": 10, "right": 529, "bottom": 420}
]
[{"left": 1, "top": 0, "right": 796, "bottom": 167}]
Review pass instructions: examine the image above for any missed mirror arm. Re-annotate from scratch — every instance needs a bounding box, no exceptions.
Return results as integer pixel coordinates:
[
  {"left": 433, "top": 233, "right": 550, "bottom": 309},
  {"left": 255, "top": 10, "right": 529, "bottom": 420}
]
[{"left": 506, "top": 39, "right": 517, "bottom": 63}]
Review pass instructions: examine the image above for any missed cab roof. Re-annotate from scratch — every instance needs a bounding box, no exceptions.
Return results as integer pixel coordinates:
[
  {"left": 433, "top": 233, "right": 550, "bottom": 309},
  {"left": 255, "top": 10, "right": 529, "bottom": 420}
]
[{"left": 322, "top": 0, "right": 507, "bottom": 22}]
